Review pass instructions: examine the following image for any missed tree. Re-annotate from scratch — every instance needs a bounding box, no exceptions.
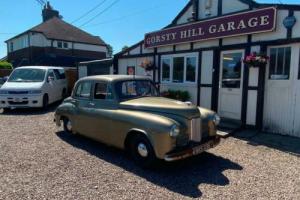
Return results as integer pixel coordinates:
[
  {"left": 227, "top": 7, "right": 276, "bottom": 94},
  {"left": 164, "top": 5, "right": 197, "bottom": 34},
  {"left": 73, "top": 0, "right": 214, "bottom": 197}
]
[
  {"left": 122, "top": 45, "right": 129, "bottom": 52},
  {"left": 0, "top": 61, "right": 13, "bottom": 69},
  {"left": 106, "top": 44, "right": 113, "bottom": 58}
]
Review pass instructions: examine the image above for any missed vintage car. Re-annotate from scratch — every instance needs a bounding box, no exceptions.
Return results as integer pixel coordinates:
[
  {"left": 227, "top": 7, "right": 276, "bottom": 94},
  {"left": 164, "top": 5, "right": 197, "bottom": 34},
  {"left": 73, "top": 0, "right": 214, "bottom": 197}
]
[{"left": 54, "top": 75, "right": 227, "bottom": 167}]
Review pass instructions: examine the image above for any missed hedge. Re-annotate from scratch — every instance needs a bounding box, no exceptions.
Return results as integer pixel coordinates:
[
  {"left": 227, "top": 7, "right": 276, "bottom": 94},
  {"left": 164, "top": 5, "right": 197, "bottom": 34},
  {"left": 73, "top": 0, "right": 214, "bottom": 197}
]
[{"left": 0, "top": 61, "right": 13, "bottom": 69}]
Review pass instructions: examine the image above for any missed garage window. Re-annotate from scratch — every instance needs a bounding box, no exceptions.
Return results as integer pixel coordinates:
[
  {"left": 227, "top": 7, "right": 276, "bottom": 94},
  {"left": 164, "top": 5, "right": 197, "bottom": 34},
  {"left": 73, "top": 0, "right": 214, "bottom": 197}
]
[
  {"left": 173, "top": 57, "right": 184, "bottom": 83},
  {"left": 186, "top": 57, "right": 197, "bottom": 82},
  {"left": 161, "top": 58, "right": 171, "bottom": 82},
  {"left": 161, "top": 54, "right": 198, "bottom": 84},
  {"left": 269, "top": 47, "right": 291, "bottom": 80}
]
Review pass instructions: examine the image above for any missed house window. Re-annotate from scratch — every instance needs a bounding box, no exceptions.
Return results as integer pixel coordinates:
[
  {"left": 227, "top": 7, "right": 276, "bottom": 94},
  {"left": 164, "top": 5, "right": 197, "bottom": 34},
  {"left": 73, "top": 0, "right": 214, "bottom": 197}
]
[
  {"left": 63, "top": 42, "right": 68, "bottom": 49},
  {"left": 269, "top": 47, "right": 291, "bottom": 80},
  {"left": 162, "top": 58, "right": 171, "bottom": 82},
  {"left": 10, "top": 42, "right": 14, "bottom": 52},
  {"left": 57, "top": 41, "right": 63, "bottom": 48},
  {"left": 161, "top": 54, "right": 198, "bottom": 84}
]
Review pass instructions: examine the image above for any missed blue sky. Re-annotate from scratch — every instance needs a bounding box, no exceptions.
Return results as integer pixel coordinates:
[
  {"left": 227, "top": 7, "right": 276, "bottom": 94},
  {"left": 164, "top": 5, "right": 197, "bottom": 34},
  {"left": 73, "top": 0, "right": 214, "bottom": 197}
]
[{"left": 0, "top": 0, "right": 298, "bottom": 59}]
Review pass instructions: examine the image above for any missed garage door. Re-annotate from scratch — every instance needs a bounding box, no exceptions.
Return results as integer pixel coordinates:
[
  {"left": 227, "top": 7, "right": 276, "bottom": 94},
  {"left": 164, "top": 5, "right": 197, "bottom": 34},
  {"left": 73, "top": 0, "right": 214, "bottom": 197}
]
[{"left": 264, "top": 44, "right": 300, "bottom": 137}]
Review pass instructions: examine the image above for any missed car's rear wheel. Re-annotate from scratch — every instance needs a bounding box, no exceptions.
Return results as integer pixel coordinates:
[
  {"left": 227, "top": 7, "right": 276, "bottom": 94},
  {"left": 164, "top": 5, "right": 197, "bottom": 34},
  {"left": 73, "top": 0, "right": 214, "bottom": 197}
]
[
  {"left": 42, "top": 94, "right": 49, "bottom": 109},
  {"left": 128, "top": 134, "right": 158, "bottom": 168},
  {"left": 63, "top": 117, "right": 74, "bottom": 134}
]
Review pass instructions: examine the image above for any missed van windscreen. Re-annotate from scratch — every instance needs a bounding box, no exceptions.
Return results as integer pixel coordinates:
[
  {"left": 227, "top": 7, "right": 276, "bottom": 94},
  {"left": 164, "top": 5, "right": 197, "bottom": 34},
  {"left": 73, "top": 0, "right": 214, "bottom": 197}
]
[{"left": 8, "top": 68, "right": 46, "bottom": 83}]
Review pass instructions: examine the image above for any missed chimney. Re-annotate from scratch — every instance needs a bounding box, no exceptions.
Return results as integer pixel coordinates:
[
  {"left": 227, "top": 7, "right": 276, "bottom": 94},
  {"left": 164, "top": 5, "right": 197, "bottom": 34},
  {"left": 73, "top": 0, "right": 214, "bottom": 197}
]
[{"left": 42, "top": 1, "right": 60, "bottom": 22}]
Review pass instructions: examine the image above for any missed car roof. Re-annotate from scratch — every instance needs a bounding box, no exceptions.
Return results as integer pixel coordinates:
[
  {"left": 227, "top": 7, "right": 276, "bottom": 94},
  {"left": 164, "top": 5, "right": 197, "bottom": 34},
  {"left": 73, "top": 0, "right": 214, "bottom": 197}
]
[
  {"left": 80, "top": 75, "right": 152, "bottom": 82},
  {"left": 16, "top": 66, "right": 65, "bottom": 70}
]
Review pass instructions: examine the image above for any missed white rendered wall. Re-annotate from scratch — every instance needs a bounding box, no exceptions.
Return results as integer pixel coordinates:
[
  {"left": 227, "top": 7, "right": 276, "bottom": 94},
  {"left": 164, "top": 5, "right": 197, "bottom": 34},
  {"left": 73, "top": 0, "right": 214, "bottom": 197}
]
[
  {"left": 222, "top": 0, "right": 249, "bottom": 15},
  {"left": 252, "top": 10, "right": 288, "bottom": 42}
]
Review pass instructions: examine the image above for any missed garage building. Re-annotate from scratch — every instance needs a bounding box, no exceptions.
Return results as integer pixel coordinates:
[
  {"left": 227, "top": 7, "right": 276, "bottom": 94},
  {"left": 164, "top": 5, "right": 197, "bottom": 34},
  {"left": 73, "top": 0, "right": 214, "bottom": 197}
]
[{"left": 114, "top": 0, "right": 300, "bottom": 138}]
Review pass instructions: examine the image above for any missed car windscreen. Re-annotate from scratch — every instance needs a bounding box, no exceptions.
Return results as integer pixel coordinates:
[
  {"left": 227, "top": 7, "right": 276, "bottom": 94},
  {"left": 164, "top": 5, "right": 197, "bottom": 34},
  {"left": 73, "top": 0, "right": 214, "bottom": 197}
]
[
  {"left": 115, "top": 80, "right": 159, "bottom": 101},
  {"left": 8, "top": 68, "right": 46, "bottom": 83}
]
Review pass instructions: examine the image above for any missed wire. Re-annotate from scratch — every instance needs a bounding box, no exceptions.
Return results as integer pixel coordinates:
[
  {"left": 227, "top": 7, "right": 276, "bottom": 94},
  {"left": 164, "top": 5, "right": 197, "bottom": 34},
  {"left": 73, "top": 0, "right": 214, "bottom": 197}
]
[
  {"left": 79, "top": 0, "right": 121, "bottom": 28},
  {"left": 84, "top": 3, "right": 171, "bottom": 28},
  {"left": 71, "top": 0, "right": 108, "bottom": 24},
  {"left": 35, "top": 0, "right": 45, "bottom": 6}
]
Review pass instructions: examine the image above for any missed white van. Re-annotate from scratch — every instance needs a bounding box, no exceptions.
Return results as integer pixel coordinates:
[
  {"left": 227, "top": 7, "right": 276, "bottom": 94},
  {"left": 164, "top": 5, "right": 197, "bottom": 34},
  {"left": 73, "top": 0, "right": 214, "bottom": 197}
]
[{"left": 0, "top": 66, "right": 68, "bottom": 110}]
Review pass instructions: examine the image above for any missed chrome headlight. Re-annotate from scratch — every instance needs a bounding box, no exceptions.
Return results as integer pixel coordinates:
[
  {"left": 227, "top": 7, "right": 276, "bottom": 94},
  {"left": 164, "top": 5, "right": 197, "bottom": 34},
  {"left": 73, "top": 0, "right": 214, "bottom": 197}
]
[
  {"left": 213, "top": 114, "right": 221, "bottom": 126},
  {"left": 0, "top": 90, "right": 8, "bottom": 95},
  {"left": 29, "top": 90, "right": 42, "bottom": 94},
  {"left": 170, "top": 125, "right": 180, "bottom": 137}
]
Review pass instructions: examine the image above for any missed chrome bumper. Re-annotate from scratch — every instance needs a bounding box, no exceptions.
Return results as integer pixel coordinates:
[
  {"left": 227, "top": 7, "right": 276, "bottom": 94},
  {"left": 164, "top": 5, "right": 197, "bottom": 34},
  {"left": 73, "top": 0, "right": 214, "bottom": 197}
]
[{"left": 164, "top": 132, "right": 228, "bottom": 162}]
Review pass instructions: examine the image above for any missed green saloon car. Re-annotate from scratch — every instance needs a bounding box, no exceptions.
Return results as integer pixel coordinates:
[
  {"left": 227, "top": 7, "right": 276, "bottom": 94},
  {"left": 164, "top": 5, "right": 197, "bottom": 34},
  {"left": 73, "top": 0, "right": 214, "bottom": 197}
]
[{"left": 54, "top": 75, "right": 227, "bottom": 167}]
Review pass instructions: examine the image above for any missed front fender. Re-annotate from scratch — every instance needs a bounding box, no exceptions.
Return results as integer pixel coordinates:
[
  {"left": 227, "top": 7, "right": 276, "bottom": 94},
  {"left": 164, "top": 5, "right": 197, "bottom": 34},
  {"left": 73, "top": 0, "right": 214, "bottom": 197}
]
[{"left": 112, "top": 110, "right": 179, "bottom": 159}]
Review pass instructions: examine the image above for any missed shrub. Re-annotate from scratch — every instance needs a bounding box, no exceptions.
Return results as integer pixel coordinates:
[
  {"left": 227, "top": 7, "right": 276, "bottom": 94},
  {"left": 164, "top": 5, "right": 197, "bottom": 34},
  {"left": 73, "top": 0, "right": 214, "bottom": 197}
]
[
  {"left": 161, "top": 89, "right": 191, "bottom": 102},
  {"left": 0, "top": 61, "right": 13, "bottom": 69}
]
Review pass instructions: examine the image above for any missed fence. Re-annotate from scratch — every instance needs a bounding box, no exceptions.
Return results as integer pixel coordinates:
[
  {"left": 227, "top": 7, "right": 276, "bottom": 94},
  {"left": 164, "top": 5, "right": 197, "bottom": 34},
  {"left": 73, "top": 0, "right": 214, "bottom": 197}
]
[{"left": 0, "top": 68, "right": 78, "bottom": 95}]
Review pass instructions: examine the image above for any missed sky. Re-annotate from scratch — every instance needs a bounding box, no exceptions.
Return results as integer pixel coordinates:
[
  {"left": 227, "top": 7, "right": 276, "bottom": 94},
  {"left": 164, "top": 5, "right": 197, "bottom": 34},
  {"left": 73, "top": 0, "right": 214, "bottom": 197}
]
[{"left": 0, "top": 0, "right": 299, "bottom": 59}]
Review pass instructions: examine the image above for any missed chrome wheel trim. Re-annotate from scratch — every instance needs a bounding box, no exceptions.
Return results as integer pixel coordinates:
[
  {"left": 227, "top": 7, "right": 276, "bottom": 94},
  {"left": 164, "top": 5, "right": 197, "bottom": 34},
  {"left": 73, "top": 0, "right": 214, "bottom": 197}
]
[{"left": 137, "top": 143, "right": 148, "bottom": 157}]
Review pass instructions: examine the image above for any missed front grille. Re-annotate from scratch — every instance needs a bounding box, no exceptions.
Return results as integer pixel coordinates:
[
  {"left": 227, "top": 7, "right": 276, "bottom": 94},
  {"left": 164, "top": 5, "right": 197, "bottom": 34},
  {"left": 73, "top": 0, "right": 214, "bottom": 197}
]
[
  {"left": 8, "top": 91, "right": 28, "bottom": 95},
  {"left": 8, "top": 101, "right": 28, "bottom": 105},
  {"left": 190, "top": 118, "right": 202, "bottom": 142}
]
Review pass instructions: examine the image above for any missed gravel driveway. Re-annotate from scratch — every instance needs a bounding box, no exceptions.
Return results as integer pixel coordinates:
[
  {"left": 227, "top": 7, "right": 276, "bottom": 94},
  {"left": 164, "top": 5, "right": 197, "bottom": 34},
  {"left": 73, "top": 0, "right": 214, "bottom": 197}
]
[{"left": 0, "top": 107, "right": 299, "bottom": 200}]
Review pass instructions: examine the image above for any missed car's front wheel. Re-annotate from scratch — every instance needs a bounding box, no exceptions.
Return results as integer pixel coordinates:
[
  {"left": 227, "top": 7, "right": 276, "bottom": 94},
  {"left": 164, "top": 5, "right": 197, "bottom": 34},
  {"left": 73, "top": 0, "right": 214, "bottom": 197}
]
[
  {"left": 128, "top": 134, "right": 158, "bottom": 168},
  {"left": 63, "top": 117, "right": 74, "bottom": 134}
]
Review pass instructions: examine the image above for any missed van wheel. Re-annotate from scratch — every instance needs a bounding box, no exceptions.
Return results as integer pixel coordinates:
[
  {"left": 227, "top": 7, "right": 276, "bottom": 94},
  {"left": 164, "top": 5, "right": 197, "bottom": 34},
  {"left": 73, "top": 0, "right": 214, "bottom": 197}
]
[
  {"left": 63, "top": 117, "right": 74, "bottom": 134},
  {"left": 2, "top": 108, "right": 10, "bottom": 113},
  {"left": 128, "top": 134, "right": 158, "bottom": 168},
  {"left": 42, "top": 94, "right": 49, "bottom": 109}
]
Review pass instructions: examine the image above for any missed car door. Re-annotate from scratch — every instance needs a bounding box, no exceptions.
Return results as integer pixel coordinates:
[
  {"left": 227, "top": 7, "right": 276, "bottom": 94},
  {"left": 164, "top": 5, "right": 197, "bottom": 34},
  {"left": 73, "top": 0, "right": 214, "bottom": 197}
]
[
  {"left": 53, "top": 69, "right": 64, "bottom": 100},
  {"left": 71, "top": 81, "right": 95, "bottom": 136},
  {"left": 46, "top": 70, "right": 58, "bottom": 103},
  {"left": 87, "top": 81, "right": 117, "bottom": 144}
]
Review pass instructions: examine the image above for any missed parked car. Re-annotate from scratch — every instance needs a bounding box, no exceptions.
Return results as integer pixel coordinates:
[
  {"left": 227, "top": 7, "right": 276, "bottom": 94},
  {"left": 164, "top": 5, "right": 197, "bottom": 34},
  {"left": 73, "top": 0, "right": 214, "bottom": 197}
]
[
  {"left": 0, "top": 66, "right": 67, "bottom": 111},
  {"left": 54, "top": 75, "right": 226, "bottom": 167}
]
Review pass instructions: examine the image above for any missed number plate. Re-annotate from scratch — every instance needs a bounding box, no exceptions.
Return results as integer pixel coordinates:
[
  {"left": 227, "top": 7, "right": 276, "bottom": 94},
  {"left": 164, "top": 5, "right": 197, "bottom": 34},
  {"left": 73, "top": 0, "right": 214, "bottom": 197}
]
[{"left": 192, "top": 140, "right": 215, "bottom": 155}]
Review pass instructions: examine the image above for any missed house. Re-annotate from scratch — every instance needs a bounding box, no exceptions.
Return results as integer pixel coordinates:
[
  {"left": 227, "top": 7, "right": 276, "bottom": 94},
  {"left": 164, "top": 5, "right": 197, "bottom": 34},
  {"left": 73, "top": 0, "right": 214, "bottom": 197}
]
[
  {"left": 6, "top": 2, "right": 108, "bottom": 67},
  {"left": 114, "top": 0, "right": 300, "bottom": 138}
]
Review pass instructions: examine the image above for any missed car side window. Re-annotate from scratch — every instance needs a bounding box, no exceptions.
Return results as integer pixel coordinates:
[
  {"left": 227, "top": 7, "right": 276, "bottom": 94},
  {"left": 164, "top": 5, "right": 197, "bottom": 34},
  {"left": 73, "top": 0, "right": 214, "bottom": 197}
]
[
  {"left": 53, "top": 69, "right": 66, "bottom": 80},
  {"left": 59, "top": 69, "right": 66, "bottom": 79},
  {"left": 53, "top": 69, "right": 61, "bottom": 80},
  {"left": 48, "top": 70, "right": 55, "bottom": 80},
  {"left": 94, "top": 82, "right": 109, "bottom": 100},
  {"left": 75, "top": 82, "right": 92, "bottom": 99}
]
